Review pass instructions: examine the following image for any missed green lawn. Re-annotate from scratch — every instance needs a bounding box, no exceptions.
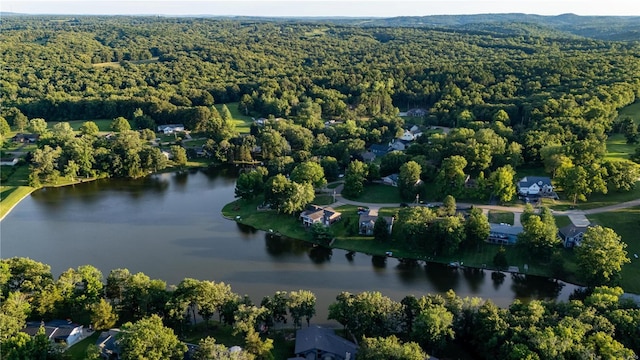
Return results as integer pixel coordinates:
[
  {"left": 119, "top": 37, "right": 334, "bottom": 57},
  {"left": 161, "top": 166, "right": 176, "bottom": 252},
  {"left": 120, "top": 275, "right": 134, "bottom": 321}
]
[
  {"left": 544, "top": 181, "right": 640, "bottom": 211},
  {"left": 0, "top": 185, "right": 34, "bottom": 220},
  {"left": 588, "top": 206, "right": 640, "bottom": 293},
  {"left": 222, "top": 198, "right": 312, "bottom": 241},
  {"left": 66, "top": 332, "right": 100, "bottom": 360},
  {"left": 48, "top": 119, "right": 113, "bottom": 132},
  {"left": 313, "top": 194, "right": 335, "bottom": 206},
  {"left": 605, "top": 133, "right": 636, "bottom": 161},
  {"left": 554, "top": 215, "right": 572, "bottom": 228},
  {"left": 348, "top": 183, "right": 402, "bottom": 203},
  {"left": 488, "top": 210, "right": 514, "bottom": 225},
  {"left": 618, "top": 100, "right": 640, "bottom": 123},
  {"left": 215, "top": 102, "right": 254, "bottom": 134}
]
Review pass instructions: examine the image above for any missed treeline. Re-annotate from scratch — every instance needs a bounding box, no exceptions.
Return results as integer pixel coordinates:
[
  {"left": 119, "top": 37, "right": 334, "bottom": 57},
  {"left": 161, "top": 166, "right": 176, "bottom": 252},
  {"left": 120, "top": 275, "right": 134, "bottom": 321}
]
[
  {"left": 1, "top": 257, "right": 639, "bottom": 359},
  {"left": 2, "top": 16, "right": 639, "bottom": 125}
]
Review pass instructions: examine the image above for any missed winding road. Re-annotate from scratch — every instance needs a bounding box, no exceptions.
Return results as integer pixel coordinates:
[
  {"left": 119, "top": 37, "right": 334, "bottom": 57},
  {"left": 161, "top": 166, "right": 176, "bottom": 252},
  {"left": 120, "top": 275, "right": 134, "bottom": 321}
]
[{"left": 322, "top": 182, "right": 640, "bottom": 227}]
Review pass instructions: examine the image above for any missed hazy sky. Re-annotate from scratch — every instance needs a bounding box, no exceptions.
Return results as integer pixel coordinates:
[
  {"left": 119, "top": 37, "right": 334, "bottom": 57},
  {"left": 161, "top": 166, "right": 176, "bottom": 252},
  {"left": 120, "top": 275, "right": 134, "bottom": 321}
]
[{"left": 2, "top": 0, "right": 639, "bottom": 17}]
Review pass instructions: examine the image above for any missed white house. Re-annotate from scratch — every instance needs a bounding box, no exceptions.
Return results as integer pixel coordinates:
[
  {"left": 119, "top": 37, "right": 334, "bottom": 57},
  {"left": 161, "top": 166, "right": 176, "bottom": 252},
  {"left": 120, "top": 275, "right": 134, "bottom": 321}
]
[
  {"left": 517, "top": 176, "right": 553, "bottom": 196},
  {"left": 22, "top": 320, "right": 84, "bottom": 348},
  {"left": 157, "top": 124, "right": 185, "bottom": 134},
  {"left": 399, "top": 130, "right": 416, "bottom": 141}
]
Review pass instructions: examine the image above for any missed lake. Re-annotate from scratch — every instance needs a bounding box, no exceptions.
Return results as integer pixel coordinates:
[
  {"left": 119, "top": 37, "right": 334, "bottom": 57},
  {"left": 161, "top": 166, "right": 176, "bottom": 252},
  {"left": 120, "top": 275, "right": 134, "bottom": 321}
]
[{"left": 0, "top": 168, "right": 580, "bottom": 322}]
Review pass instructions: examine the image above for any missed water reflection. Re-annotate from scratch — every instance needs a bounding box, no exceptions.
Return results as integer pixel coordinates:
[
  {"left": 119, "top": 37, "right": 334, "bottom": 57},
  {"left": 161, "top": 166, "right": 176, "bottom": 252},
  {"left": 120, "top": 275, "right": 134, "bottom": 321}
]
[
  {"left": 308, "top": 246, "right": 332, "bottom": 265},
  {"left": 264, "top": 234, "right": 309, "bottom": 257},
  {"left": 370, "top": 255, "right": 385, "bottom": 268},
  {"left": 237, "top": 223, "right": 259, "bottom": 238},
  {"left": 510, "top": 273, "right": 564, "bottom": 300},
  {"left": 491, "top": 271, "right": 506, "bottom": 290},
  {"left": 1, "top": 168, "right": 581, "bottom": 313},
  {"left": 424, "top": 262, "right": 460, "bottom": 292},
  {"left": 462, "top": 267, "right": 485, "bottom": 293}
]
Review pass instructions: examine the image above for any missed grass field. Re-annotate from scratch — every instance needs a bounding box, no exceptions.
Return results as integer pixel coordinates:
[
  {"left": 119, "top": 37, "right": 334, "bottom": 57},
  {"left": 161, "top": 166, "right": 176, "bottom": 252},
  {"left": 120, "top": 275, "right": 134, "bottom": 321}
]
[
  {"left": 605, "top": 133, "right": 635, "bottom": 161},
  {"left": 588, "top": 206, "right": 640, "bottom": 293},
  {"left": 215, "top": 102, "right": 254, "bottom": 134},
  {"left": 347, "top": 183, "right": 402, "bottom": 203},
  {"left": 66, "top": 332, "right": 100, "bottom": 360},
  {"left": 48, "top": 119, "right": 113, "bottom": 132},
  {"left": 618, "top": 100, "right": 640, "bottom": 123},
  {"left": 488, "top": 210, "right": 514, "bottom": 225},
  {"left": 0, "top": 185, "right": 34, "bottom": 220}
]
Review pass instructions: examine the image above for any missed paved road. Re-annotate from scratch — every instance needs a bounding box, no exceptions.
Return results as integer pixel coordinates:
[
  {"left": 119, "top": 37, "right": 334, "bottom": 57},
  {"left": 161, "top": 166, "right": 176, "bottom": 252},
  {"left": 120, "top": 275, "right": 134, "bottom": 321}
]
[{"left": 322, "top": 182, "right": 640, "bottom": 226}]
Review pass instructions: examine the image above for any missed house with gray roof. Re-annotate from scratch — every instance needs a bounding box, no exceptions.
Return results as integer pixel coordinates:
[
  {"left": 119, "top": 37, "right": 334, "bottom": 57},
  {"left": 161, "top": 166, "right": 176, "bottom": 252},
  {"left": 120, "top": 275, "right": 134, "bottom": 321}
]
[
  {"left": 559, "top": 224, "right": 590, "bottom": 248},
  {"left": 22, "top": 320, "right": 84, "bottom": 348},
  {"left": 368, "top": 144, "right": 390, "bottom": 157},
  {"left": 517, "top": 176, "right": 553, "bottom": 196},
  {"left": 359, "top": 214, "right": 394, "bottom": 236},
  {"left": 300, "top": 205, "right": 342, "bottom": 227},
  {"left": 289, "top": 326, "right": 357, "bottom": 360},
  {"left": 488, "top": 223, "right": 523, "bottom": 245}
]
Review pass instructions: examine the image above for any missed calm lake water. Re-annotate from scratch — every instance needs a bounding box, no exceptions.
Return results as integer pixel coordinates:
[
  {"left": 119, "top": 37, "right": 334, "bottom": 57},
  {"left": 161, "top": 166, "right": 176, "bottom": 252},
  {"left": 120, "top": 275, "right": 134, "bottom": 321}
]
[{"left": 1, "top": 168, "right": 580, "bottom": 321}]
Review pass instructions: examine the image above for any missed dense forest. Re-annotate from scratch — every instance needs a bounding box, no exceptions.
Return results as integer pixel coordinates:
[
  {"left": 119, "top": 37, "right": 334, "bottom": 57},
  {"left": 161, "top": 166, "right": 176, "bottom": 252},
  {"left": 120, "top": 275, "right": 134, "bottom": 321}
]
[
  {"left": 2, "top": 15, "right": 639, "bottom": 190},
  {"left": 1, "top": 257, "right": 639, "bottom": 359}
]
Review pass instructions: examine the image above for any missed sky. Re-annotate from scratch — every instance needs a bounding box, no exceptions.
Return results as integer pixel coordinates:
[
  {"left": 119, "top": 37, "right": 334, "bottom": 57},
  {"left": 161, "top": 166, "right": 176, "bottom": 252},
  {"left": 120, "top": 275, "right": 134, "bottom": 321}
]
[{"left": 2, "top": 0, "right": 639, "bottom": 17}]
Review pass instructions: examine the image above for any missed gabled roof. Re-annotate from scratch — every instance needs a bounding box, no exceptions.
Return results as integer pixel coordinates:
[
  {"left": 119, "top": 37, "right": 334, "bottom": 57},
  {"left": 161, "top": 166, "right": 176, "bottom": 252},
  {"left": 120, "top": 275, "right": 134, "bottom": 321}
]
[
  {"left": 294, "top": 326, "right": 357, "bottom": 358},
  {"left": 489, "top": 223, "right": 523, "bottom": 236},
  {"left": 518, "top": 176, "right": 552, "bottom": 188},
  {"left": 368, "top": 144, "right": 389, "bottom": 154},
  {"left": 558, "top": 224, "right": 589, "bottom": 238}
]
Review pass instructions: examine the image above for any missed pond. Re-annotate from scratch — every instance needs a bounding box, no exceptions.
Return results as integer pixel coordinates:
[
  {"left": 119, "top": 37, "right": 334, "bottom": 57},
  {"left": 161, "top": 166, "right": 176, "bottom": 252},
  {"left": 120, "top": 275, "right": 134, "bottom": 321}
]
[{"left": 0, "top": 168, "right": 580, "bottom": 322}]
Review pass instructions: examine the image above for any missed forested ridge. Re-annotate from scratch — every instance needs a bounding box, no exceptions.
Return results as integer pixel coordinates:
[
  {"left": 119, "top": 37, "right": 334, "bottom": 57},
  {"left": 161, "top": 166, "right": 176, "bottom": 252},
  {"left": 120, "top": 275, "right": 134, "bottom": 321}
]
[{"left": 2, "top": 15, "right": 639, "bottom": 125}]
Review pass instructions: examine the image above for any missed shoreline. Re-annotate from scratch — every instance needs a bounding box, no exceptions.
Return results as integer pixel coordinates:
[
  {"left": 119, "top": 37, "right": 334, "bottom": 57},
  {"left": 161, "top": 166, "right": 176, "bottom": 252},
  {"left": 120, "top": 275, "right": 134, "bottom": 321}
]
[{"left": 0, "top": 186, "right": 36, "bottom": 222}]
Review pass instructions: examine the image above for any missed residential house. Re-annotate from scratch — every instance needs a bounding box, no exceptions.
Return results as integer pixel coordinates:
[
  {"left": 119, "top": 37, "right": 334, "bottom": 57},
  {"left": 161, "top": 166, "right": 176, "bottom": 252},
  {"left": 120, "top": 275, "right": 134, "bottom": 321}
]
[
  {"left": 289, "top": 326, "right": 357, "bottom": 360},
  {"left": 389, "top": 139, "right": 409, "bottom": 151},
  {"left": 406, "top": 108, "right": 427, "bottom": 117},
  {"left": 12, "top": 133, "right": 39, "bottom": 143},
  {"left": 517, "top": 176, "right": 553, "bottom": 196},
  {"left": 368, "top": 144, "right": 390, "bottom": 157},
  {"left": 300, "top": 205, "right": 342, "bottom": 227},
  {"left": 399, "top": 129, "right": 416, "bottom": 141},
  {"left": 559, "top": 224, "right": 590, "bottom": 248},
  {"left": 0, "top": 157, "right": 19, "bottom": 166},
  {"left": 22, "top": 320, "right": 84, "bottom": 348},
  {"left": 382, "top": 173, "right": 399, "bottom": 187},
  {"left": 157, "top": 124, "right": 185, "bottom": 134},
  {"left": 359, "top": 214, "right": 394, "bottom": 235},
  {"left": 360, "top": 150, "right": 376, "bottom": 163},
  {"left": 96, "top": 329, "right": 121, "bottom": 359},
  {"left": 488, "top": 223, "right": 523, "bottom": 245},
  {"left": 464, "top": 175, "right": 477, "bottom": 189}
]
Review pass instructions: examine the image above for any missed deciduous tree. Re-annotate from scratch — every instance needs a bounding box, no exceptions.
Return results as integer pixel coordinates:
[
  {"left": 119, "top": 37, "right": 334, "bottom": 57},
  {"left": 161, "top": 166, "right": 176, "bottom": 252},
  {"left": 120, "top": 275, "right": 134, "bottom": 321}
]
[
  {"left": 576, "top": 226, "right": 630, "bottom": 285},
  {"left": 118, "top": 315, "right": 186, "bottom": 360}
]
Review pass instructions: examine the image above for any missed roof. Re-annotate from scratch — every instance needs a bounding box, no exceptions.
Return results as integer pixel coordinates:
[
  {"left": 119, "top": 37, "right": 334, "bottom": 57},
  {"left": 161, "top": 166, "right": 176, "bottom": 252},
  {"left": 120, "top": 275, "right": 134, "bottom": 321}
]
[
  {"left": 361, "top": 151, "right": 376, "bottom": 161},
  {"left": 294, "top": 326, "right": 357, "bottom": 358},
  {"left": 359, "top": 214, "right": 393, "bottom": 225},
  {"left": 368, "top": 144, "right": 389, "bottom": 154},
  {"left": 518, "top": 176, "right": 552, "bottom": 188},
  {"left": 384, "top": 173, "right": 399, "bottom": 182},
  {"left": 489, "top": 223, "right": 523, "bottom": 236},
  {"left": 558, "top": 224, "right": 589, "bottom": 238}
]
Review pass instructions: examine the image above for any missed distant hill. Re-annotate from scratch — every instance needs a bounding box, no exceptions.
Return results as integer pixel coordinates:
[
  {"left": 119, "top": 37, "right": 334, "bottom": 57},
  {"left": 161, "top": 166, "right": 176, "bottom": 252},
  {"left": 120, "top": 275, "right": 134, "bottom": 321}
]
[{"left": 347, "top": 13, "right": 640, "bottom": 41}]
